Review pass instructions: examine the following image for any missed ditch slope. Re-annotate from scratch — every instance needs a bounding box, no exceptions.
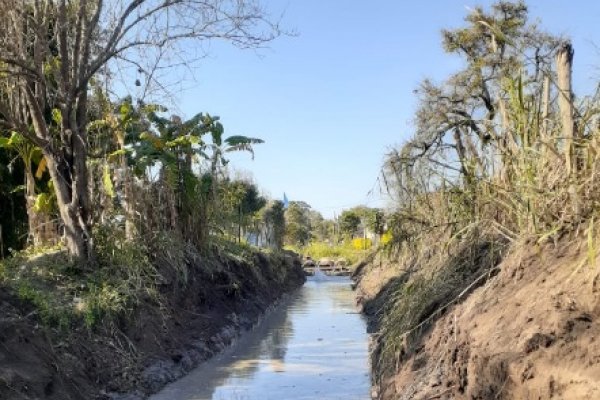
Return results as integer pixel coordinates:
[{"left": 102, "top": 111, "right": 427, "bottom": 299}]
[
  {"left": 356, "top": 237, "right": 600, "bottom": 399},
  {"left": 0, "top": 248, "right": 305, "bottom": 399}
]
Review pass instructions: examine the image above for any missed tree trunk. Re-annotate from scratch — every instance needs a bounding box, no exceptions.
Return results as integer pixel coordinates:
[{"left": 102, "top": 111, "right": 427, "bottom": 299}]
[
  {"left": 116, "top": 133, "right": 136, "bottom": 240},
  {"left": 44, "top": 136, "right": 92, "bottom": 260},
  {"left": 453, "top": 128, "right": 471, "bottom": 185},
  {"left": 24, "top": 167, "right": 41, "bottom": 246},
  {"left": 123, "top": 168, "right": 136, "bottom": 240},
  {"left": 556, "top": 42, "right": 576, "bottom": 175}
]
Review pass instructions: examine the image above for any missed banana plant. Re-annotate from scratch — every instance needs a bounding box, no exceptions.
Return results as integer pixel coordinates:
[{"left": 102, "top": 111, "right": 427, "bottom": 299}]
[
  {"left": 88, "top": 97, "right": 163, "bottom": 238},
  {"left": 135, "top": 110, "right": 263, "bottom": 196},
  {"left": 202, "top": 114, "right": 264, "bottom": 178},
  {"left": 90, "top": 100, "right": 264, "bottom": 245},
  {"left": 0, "top": 131, "right": 54, "bottom": 246}
]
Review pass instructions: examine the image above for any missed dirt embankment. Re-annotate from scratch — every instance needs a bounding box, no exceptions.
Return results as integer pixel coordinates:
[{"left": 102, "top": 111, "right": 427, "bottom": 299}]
[
  {"left": 0, "top": 249, "right": 305, "bottom": 400},
  {"left": 355, "top": 237, "right": 600, "bottom": 400}
]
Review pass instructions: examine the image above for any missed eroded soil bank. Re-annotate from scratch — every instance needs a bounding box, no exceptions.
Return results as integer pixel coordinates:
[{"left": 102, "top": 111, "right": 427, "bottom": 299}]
[
  {"left": 0, "top": 249, "right": 305, "bottom": 400},
  {"left": 355, "top": 237, "right": 600, "bottom": 399}
]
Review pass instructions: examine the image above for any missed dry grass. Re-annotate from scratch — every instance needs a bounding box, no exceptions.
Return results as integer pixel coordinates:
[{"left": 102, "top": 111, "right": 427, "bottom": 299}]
[
  {"left": 369, "top": 225, "right": 506, "bottom": 382},
  {"left": 371, "top": 12, "right": 600, "bottom": 392}
]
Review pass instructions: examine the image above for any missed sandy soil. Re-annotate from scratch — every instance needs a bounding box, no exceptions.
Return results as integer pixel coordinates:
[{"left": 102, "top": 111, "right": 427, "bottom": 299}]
[{"left": 358, "top": 237, "right": 600, "bottom": 399}]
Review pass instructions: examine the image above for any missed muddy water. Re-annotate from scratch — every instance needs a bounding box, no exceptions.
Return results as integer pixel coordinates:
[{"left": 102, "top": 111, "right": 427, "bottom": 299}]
[{"left": 150, "top": 277, "right": 371, "bottom": 400}]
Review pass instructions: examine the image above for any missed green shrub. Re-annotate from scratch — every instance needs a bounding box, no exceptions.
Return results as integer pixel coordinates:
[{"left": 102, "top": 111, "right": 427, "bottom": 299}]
[{"left": 288, "top": 241, "right": 370, "bottom": 266}]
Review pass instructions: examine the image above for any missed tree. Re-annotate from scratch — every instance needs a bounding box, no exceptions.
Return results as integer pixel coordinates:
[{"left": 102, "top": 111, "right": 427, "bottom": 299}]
[
  {"left": 339, "top": 210, "right": 361, "bottom": 238},
  {"left": 380, "top": 1, "right": 591, "bottom": 251},
  {"left": 285, "top": 201, "right": 311, "bottom": 247},
  {"left": 337, "top": 206, "right": 384, "bottom": 241},
  {"left": 0, "top": 0, "right": 281, "bottom": 260},
  {"left": 88, "top": 96, "right": 152, "bottom": 239},
  {"left": 263, "top": 201, "right": 285, "bottom": 250},
  {"left": 357, "top": 208, "right": 385, "bottom": 237},
  {"left": 383, "top": 2, "right": 559, "bottom": 220},
  {"left": 205, "top": 121, "right": 264, "bottom": 180},
  {"left": 115, "top": 105, "right": 263, "bottom": 246},
  {"left": 238, "top": 182, "right": 267, "bottom": 217},
  {"left": 307, "top": 210, "right": 328, "bottom": 242},
  {"left": 221, "top": 179, "right": 266, "bottom": 242}
]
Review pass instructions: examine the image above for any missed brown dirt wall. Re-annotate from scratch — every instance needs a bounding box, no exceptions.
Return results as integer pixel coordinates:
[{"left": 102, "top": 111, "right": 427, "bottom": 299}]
[
  {"left": 356, "top": 236, "right": 600, "bottom": 399},
  {"left": 0, "top": 249, "right": 305, "bottom": 400}
]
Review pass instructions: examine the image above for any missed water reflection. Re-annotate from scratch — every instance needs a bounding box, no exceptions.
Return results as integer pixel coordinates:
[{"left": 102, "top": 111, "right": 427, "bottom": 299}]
[{"left": 150, "top": 277, "right": 370, "bottom": 400}]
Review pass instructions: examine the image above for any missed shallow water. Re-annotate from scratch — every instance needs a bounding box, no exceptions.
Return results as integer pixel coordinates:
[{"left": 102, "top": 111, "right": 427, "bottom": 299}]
[{"left": 150, "top": 277, "right": 371, "bottom": 400}]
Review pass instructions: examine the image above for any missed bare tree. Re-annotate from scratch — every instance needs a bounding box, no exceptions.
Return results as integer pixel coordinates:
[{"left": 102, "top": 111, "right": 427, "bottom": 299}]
[{"left": 0, "top": 0, "right": 281, "bottom": 260}]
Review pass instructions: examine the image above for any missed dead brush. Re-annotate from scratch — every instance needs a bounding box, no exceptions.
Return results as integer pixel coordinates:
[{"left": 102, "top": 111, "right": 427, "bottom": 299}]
[{"left": 373, "top": 224, "right": 506, "bottom": 385}]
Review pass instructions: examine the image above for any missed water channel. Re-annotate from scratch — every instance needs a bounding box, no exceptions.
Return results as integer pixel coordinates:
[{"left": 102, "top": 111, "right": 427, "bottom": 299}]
[{"left": 150, "top": 276, "right": 371, "bottom": 400}]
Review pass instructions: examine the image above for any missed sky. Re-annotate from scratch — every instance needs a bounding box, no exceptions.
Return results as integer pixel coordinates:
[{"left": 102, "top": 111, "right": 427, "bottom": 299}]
[{"left": 173, "top": 0, "right": 600, "bottom": 219}]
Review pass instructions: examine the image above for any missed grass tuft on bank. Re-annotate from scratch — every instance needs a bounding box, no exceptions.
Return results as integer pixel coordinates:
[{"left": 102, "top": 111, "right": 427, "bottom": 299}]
[{"left": 0, "top": 224, "right": 288, "bottom": 332}]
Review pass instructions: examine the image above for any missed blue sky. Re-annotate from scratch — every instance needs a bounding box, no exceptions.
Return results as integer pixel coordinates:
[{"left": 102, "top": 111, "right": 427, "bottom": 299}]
[{"left": 176, "top": 0, "right": 600, "bottom": 218}]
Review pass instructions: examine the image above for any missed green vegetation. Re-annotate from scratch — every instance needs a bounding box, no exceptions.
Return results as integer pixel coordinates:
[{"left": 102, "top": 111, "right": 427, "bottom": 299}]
[
  {"left": 285, "top": 202, "right": 312, "bottom": 247},
  {"left": 0, "top": 99, "right": 288, "bottom": 328},
  {"left": 0, "top": 218, "right": 292, "bottom": 332},
  {"left": 339, "top": 211, "right": 361, "bottom": 238},
  {"left": 0, "top": 1, "right": 281, "bottom": 260},
  {"left": 287, "top": 241, "right": 368, "bottom": 266},
  {"left": 280, "top": 201, "right": 387, "bottom": 266},
  {"left": 339, "top": 206, "right": 385, "bottom": 240},
  {"left": 0, "top": 226, "right": 159, "bottom": 330},
  {"left": 0, "top": 1, "right": 293, "bottom": 335}
]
